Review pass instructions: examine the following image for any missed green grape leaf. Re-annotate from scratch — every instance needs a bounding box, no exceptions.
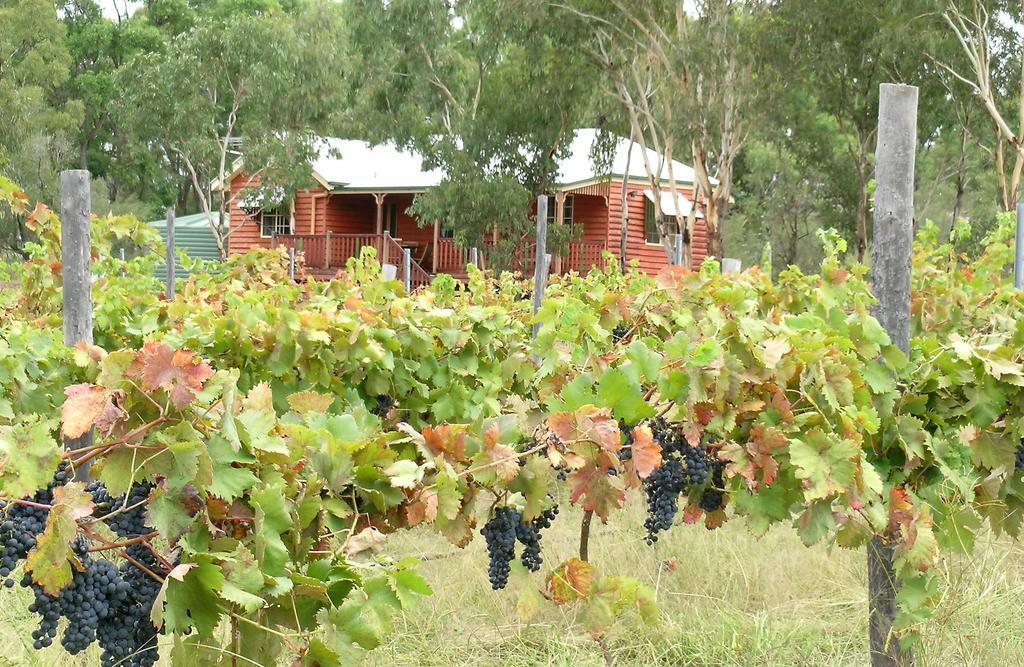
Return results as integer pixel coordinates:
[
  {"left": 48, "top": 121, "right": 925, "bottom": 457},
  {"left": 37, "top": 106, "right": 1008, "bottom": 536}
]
[
  {"left": 789, "top": 429, "right": 858, "bottom": 500},
  {"left": 597, "top": 369, "right": 654, "bottom": 424},
  {"left": 158, "top": 558, "right": 225, "bottom": 636},
  {"left": 0, "top": 416, "right": 61, "bottom": 498},
  {"left": 25, "top": 483, "right": 93, "bottom": 594}
]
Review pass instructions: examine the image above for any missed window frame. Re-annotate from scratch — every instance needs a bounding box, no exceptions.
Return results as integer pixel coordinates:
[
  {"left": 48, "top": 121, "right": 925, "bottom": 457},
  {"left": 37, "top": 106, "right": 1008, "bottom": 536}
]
[
  {"left": 259, "top": 205, "right": 292, "bottom": 238},
  {"left": 643, "top": 198, "right": 678, "bottom": 245},
  {"left": 546, "top": 194, "right": 574, "bottom": 227}
]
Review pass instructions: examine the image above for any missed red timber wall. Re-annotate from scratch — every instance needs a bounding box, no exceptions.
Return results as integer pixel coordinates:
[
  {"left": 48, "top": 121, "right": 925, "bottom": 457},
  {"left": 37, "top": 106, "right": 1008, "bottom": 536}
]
[
  {"left": 226, "top": 173, "right": 331, "bottom": 254},
  {"left": 604, "top": 180, "right": 709, "bottom": 275},
  {"left": 569, "top": 194, "right": 609, "bottom": 246}
]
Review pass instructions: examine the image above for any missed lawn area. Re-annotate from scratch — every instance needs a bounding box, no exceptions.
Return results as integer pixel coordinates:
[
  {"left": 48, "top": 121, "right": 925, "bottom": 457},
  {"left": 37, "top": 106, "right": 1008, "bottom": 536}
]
[
  {"left": 0, "top": 493, "right": 1021, "bottom": 666},
  {"left": 370, "top": 495, "right": 1024, "bottom": 667}
]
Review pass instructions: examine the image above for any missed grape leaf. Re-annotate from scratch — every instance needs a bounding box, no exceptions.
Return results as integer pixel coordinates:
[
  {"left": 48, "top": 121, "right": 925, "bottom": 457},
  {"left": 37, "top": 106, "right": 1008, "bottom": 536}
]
[
  {"left": 567, "top": 466, "right": 625, "bottom": 521},
  {"left": 287, "top": 390, "right": 334, "bottom": 414},
  {"left": 25, "top": 482, "right": 93, "bottom": 594},
  {"left": 0, "top": 416, "right": 61, "bottom": 498},
  {"left": 160, "top": 557, "right": 224, "bottom": 636},
  {"left": 251, "top": 484, "right": 292, "bottom": 576},
  {"left": 789, "top": 429, "right": 858, "bottom": 500},
  {"left": 127, "top": 341, "right": 214, "bottom": 409},
  {"left": 547, "top": 558, "right": 594, "bottom": 605},
  {"left": 597, "top": 369, "right": 655, "bottom": 424},
  {"left": 422, "top": 424, "right": 468, "bottom": 463},
  {"left": 61, "top": 384, "right": 125, "bottom": 439},
  {"left": 721, "top": 424, "right": 787, "bottom": 489},
  {"left": 581, "top": 575, "right": 658, "bottom": 638},
  {"left": 625, "top": 426, "right": 661, "bottom": 479}
]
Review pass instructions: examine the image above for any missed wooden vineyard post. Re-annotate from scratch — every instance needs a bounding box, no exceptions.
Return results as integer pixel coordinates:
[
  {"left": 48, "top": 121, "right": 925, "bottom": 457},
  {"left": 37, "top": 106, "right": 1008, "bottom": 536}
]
[
  {"left": 532, "top": 195, "right": 549, "bottom": 363},
  {"left": 1015, "top": 202, "right": 1024, "bottom": 289},
  {"left": 868, "top": 82, "right": 918, "bottom": 667},
  {"left": 403, "top": 248, "right": 411, "bottom": 292},
  {"left": 60, "top": 170, "right": 94, "bottom": 476},
  {"left": 165, "top": 207, "right": 175, "bottom": 300}
]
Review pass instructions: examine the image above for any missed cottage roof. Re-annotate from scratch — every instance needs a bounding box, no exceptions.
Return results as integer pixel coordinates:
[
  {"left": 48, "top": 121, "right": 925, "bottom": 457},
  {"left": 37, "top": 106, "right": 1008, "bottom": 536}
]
[{"left": 308, "top": 129, "right": 706, "bottom": 192}]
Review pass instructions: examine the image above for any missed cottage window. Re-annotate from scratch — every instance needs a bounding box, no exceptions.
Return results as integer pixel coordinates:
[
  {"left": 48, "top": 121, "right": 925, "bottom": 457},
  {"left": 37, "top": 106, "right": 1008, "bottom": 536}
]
[
  {"left": 546, "top": 195, "right": 574, "bottom": 226},
  {"left": 644, "top": 198, "right": 678, "bottom": 245},
  {"left": 260, "top": 205, "right": 292, "bottom": 238}
]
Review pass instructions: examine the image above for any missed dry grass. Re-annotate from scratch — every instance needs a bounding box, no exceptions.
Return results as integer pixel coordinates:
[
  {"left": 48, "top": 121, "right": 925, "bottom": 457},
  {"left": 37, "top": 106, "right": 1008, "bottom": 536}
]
[{"left": 1, "top": 494, "right": 1023, "bottom": 666}]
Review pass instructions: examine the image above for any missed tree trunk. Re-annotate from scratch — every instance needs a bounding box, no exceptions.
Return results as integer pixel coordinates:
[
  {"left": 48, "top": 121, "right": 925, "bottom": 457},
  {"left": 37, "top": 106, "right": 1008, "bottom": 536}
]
[
  {"left": 856, "top": 158, "right": 870, "bottom": 263},
  {"left": 951, "top": 123, "right": 968, "bottom": 227}
]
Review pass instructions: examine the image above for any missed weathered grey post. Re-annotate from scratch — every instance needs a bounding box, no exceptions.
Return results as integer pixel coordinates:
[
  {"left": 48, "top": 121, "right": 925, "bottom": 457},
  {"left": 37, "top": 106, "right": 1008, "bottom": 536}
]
[
  {"left": 289, "top": 247, "right": 296, "bottom": 280},
  {"left": 403, "top": 248, "right": 412, "bottom": 292},
  {"left": 165, "top": 207, "right": 175, "bottom": 299},
  {"left": 869, "top": 83, "right": 918, "bottom": 667},
  {"left": 675, "top": 231, "right": 684, "bottom": 266},
  {"left": 531, "top": 196, "right": 549, "bottom": 361},
  {"left": 61, "top": 170, "right": 94, "bottom": 474},
  {"left": 1015, "top": 203, "right": 1024, "bottom": 289},
  {"left": 325, "top": 230, "right": 333, "bottom": 270},
  {"left": 469, "top": 246, "right": 479, "bottom": 268}
]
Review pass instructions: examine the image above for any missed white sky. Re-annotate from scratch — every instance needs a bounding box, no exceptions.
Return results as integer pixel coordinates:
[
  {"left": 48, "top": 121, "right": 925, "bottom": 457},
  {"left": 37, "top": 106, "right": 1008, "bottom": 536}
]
[{"left": 98, "top": 0, "right": 141, "bottom": 19}]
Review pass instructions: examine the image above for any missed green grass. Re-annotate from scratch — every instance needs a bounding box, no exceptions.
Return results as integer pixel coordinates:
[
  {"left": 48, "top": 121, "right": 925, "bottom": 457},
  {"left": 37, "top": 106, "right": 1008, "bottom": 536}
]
[{"left": 1, "top": 496, "right": 1023, "bottom": 666}]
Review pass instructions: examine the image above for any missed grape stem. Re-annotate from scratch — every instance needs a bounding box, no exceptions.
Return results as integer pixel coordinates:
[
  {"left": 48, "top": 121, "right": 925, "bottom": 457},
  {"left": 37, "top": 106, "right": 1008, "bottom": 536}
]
[
  {"left": 80, "top": 526, "right": 164, "bottom": 583},
  {"left": 86, "top": 531, "right": 158, "bottom": 553},
  {"left": 579, "top": 510, "right": 593, "bottom": 562},
  {"left": 65, "top": 416, "right": 172, "bottom": 467},
  {"left": 5, "top": 498, "right": 52, "bottom": 510}
]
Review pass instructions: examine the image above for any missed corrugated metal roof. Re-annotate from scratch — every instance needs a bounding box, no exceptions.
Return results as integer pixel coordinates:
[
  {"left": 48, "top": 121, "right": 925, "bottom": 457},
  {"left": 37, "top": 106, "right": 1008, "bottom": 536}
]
[
  {"left": 148, "top": 212, "right": 221, "bottom": 279},
  {"left": 307, "top": 129, "right": 710, "bottom": 192}
]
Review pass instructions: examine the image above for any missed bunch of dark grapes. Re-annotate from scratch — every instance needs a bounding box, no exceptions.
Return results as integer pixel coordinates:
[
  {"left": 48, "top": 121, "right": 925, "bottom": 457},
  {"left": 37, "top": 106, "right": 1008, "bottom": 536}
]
[
  {"left": 516, "top": 506, "right": 558, "bottom": 572},
  {"left": 643, "top": 459, "right": 685, "bottom": 543},
  {"left": 612, "top": 324, "right": 630, "bottom": 343},
  {"left": 642, "top": 419, "right": 714, "bottom": 543},
  {"left": 698, "top": 459, "right": 727, "bottom": 513},
  {"left": 101, "top": 482, "right": 154, "bottom": 538},
  {"left": 617, "top": 421, "right": 634, "bottom": 462},
  {"left": 371, "top": 395, "right": 394, "bottom": 417},
  {"left": 481, "top": 507, "right": 519, "bottom": 590},
  {"left": 0, "top": 470, "right": 163, "bottom": 665},
  {"left": 1016, "top": 437, "right": 1024, "bottom": 471}
]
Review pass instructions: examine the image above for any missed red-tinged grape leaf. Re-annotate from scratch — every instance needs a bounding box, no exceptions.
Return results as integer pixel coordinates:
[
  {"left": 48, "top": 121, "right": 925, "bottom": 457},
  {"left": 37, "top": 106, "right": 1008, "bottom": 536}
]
[
  {"left": 0, "top": 417, "right": 61, "bottom": 498},
  {"left": 128, "top": 341, "right": 214, "bottom": 409},
  {"left": 768, "top": 385, "right": 794, "bottom": 422},
  {"left": 626, "top": 426, "right": 661, "bottom": 479},
  {"left": 722, "top": 424, "right": 787, "bottom": 489},
  {"left": 549, "top": 405, "right": 620, "bottom": 451},
  {"left": 704, "top": 509, "right": 727, "bottom": 529},
  {"left": 406, "top": 490, "right": 439, "bottom": 527},
  {"left": 422, "top": 424, "right": 468, "bottom": 463},
  {"left": 160, "top": 557, "right": 224, "bottom": 636},
  {"left": 547, "top": 412, "right": 575, "bottom": 442},
  {"left": 682, "top": 421, "right": 702, "bottom": 447},
  {"left": 287, "top": 390, "right": 334, "bottom": 414},
  {"left": 61, "top": 384, "right": 118, "bottom": 439},
  {"left": 471, "top": 425, "right": 519, "bottom": 485},
  {"left": 788, "top": 428, "right": 858, "bottom": 500},
  {"left": 72, "top": 340, "right": 106, "bottom": 367},
  {"left": 681, "top": 504, "right": 703, "bottom": 524},
  {"left": 25, "top": 483, "right": 93, "bottom": 594},
  {"left": 693, "top": 402, "right": 715, "bottom": 426},
  {"left": 547, "top": 558, "right": 594, "bottom": 605},
  {"left": 887, "top": 486, "right": 914, "bottom": 535},
  {"left": 895, "top": 509, "right": 939, "bottom": 573},
  {"left": 567, "top": 466, "right": 625, "bottom": 521}
]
